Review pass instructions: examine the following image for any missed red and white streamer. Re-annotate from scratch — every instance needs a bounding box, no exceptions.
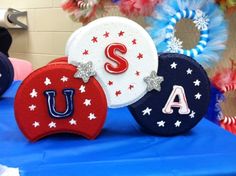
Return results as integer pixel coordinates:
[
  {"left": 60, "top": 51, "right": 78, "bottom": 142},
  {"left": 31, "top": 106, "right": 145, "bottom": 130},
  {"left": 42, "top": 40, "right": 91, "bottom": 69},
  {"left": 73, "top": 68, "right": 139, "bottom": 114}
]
[{"left": 76, "top": 0, "right": 98, "bottom": 10}]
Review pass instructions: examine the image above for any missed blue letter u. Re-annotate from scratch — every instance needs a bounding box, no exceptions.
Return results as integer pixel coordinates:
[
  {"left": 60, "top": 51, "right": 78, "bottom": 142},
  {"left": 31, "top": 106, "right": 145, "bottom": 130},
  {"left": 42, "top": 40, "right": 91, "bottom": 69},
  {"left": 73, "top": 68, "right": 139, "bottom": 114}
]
[{"left": 44, "top": 89, "right": 75, "bottom": 119}]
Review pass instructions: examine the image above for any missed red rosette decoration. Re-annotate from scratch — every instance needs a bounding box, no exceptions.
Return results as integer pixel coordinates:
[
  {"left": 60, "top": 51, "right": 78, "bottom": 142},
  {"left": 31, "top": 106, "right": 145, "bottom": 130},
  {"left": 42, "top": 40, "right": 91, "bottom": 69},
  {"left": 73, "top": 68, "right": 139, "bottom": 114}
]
[
  {"left": 215, "top": 0, "right": 236, "bottom": 14},
  {"left": 61, "top": 0, "right": 107, "bottom": 25},
  {"left": 119, "top": 0, "right": 161, "bottom": 16},
  {"left": 212, "top": 59, "right": 236, "bottom": 135}
]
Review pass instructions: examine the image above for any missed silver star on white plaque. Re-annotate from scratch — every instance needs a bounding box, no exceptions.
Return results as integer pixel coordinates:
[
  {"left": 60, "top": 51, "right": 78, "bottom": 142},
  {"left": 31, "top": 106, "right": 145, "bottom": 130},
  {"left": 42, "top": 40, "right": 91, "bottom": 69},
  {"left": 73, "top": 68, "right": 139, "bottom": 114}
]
[
  {"left": 144, "top": 71, "right": 164, "bottom": 92},
  {"left": 74, "top": 61, "right": 96, "bottom": 83}
]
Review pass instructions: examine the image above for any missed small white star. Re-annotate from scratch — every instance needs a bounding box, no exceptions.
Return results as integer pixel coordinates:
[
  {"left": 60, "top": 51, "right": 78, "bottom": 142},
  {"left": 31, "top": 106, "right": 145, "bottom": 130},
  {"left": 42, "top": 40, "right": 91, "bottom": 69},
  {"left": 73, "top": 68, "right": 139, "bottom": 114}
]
[
  {"left": 195, "top": 93, "right": 202, "bottom": 100},
  {"left": 189, "top": 111, "right": 196, "bottom": 118},
  {"left": 88, "top": 113, "right": 96, "bottom": 120},
  {"left": 32, "top": 121, "right": 40, "bottom": 128},
  {"left": 170, "top": 62, "right": 177, "bottom": 69},
  {"left": 175, "top": 120, "right": 181, "bottom": 127},
  {"left": 186, "top": 68, "right": 193, "bottom": 75},
  {"left": 61, "top": 76, "right": 68, "bottom": 82},
  {"left": 48, "top": 121, "right": 56, "bottom": 128},
  {"left": 83, "top": 99, "right": 91, "bottom": 106},
  {"left": 30, "top": 89, "right": 38, "bottom": 98},
  {"left": 193, "top": 79, "right": 201, "bottom": 86},
  {"left": 29, "top": 104, "right": 36, "bottom": 111},
  {"left": 79, "top": 85, "right": 86, "bottom": 93},
  {"left": 69, "top": 119, "right": 77, "bottom": 125},
  {"left": 142, "top": 107, "right": 152, "bottom": 116},
  {"left": 157, "top": 120, "right": 165, "bottom": 127},
  {"left": 44, "top": 77, "right": 51, "bottom": 86},
  {"left": 0, "top": 73, "right": 2, "bottom": 78}
]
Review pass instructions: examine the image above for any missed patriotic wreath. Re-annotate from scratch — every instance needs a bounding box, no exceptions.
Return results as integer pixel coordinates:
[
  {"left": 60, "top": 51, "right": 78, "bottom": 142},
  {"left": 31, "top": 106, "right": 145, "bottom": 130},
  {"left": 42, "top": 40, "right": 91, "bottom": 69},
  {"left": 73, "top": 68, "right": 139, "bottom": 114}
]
[
  {"left": 209, "top": 60, "right": 236, "bottom": 134},
  {"left": 147, "top": 0, "right": 228, "bottom": 68}
]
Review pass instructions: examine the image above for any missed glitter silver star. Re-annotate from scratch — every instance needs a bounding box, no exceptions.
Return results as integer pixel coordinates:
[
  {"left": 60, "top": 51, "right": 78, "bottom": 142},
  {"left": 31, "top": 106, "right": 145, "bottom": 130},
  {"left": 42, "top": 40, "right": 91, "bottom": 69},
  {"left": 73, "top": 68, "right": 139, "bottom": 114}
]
[
  {"left": 74, "top": 61, "right": 96, "bottom": 83},
  {"left": 144, "top": 71, "right": 164, "bottom": 92}
]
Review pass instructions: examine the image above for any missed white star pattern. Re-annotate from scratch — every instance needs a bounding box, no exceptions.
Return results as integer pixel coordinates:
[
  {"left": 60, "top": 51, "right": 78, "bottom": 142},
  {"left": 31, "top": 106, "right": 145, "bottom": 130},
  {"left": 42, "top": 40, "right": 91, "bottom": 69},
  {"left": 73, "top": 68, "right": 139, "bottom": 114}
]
[
  {"left": 29, "top": 104, "right": 36, "bottom": 111},
  {"left": 69, "top": 119, "right": 77, "bottom": 125},
  {"left": 170, "top": 62, "right": 177, "bottom": 69},
  {"left": 79, "top": 85, "right": 86, "bottom": 93},
  {"left": 186, "top": 68, "right": 193, "bottom": 75},
  {"left": 88, "top": 113, "right": 96, "bottom": 120},
  {"left": 61, "top": 76, "right": 68, "bottom": 82},
  {"left": 175, "top": 120, "right": 181, "bottom": 127},
  {"left": 48, "top": 121, "right": 56, "bottom": 128},
  {"left": 157, "top": 120, "right": 165, "bottom": 127},
  {"left": 83, "top": 99, "right": 91, "bottom": 106},
  {"left": 193, "top": 79, "right": 201, "bottom": 86},
  {"left": 30, "top": 89, "right": 38, "bottom": 98},
  {"left": 189, "top": 111, "right": 196, "bottom": 118},
  {"left": 32, "top": 121, "right": 40, "bottom": 128},
  {"left": 195, "top": 93, "right": 202, "bottom": 100},
  {"left": 44, "top": 77, "right": 51, "bottom": 86},
  {"left": 142, "top": 107, "right": 152, "bottom": 116}
]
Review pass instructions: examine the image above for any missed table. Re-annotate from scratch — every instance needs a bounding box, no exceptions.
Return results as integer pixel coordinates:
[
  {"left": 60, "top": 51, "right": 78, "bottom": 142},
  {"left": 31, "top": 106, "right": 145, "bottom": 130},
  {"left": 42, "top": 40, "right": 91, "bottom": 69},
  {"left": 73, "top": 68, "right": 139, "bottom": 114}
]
[{"left": 1, "top": 81, "right": 236, "bottom": 176}]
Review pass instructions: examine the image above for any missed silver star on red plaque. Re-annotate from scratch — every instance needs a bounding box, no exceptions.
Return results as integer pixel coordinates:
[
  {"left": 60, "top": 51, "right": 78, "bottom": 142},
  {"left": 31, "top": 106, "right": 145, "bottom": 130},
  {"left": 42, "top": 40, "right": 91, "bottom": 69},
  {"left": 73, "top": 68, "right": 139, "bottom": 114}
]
[{"left": 73, "top": 61, "right": 96, "bottom": 83}]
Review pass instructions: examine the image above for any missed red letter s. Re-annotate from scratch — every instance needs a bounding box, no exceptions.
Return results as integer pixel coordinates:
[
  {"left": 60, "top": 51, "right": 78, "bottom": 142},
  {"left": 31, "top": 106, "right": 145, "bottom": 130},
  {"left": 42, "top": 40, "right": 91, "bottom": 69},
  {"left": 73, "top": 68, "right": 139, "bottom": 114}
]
[{"left": 104, "top": 43, "right": 129, "bottom": 74}]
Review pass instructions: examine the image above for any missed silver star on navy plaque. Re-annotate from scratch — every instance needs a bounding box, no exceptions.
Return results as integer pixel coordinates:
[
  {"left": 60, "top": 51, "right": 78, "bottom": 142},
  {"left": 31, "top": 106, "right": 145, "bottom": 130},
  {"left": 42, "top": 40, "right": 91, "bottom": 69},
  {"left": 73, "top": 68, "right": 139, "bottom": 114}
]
[{"left": 144, "top": 71, "right": 164, "bottom": 92}]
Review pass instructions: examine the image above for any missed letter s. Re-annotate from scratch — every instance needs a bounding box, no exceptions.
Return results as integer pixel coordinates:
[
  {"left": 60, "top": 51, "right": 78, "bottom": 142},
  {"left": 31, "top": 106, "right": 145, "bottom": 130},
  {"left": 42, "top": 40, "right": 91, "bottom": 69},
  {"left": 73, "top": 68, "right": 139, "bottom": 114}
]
[{"left": 104, "top": 43, "right": 129, "bottom": 74}]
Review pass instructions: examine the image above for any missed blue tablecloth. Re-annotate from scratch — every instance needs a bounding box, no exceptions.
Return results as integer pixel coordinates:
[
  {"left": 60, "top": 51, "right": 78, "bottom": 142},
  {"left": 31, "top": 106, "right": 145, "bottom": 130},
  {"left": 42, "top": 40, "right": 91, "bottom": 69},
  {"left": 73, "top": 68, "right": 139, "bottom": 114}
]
[{"left": 1, "top": 81, "right": 236, "bottom": 176}]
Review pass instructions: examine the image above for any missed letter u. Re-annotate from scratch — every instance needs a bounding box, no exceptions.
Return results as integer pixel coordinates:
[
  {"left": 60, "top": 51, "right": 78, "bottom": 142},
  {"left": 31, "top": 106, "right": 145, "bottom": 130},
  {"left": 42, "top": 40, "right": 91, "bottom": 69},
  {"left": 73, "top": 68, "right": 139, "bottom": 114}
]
[{"left": 44, "top": 89, "right": 75, "bottom": 119}]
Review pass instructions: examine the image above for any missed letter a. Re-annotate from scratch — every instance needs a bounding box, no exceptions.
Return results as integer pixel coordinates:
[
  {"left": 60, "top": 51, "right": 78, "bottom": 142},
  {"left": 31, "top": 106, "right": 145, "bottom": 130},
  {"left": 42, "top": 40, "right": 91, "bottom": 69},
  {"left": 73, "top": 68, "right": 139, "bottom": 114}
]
[
  {"left": 162, "top": 85, "right": 190, "bottom": 115},
  {"left": 44, "top": 89, "right": 75, "bottom": 119}
]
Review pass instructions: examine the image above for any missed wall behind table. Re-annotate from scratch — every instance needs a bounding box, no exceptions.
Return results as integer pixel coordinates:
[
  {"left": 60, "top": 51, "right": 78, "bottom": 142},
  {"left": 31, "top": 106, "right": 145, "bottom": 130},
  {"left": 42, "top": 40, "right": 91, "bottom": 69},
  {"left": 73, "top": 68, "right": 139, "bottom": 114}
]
[
  {"left": 1, "top": 0, "right": 81, "bottom": 69},
  {"left": 0, "top": 1, "right": 143, "bottom": 69}
]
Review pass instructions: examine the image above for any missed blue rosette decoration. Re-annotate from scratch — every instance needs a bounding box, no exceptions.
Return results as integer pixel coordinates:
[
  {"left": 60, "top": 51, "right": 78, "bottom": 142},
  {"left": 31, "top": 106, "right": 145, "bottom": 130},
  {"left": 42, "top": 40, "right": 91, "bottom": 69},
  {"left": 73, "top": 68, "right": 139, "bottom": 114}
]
[{"left": 147, "top": 0, "right": 228, "bottom": 68}]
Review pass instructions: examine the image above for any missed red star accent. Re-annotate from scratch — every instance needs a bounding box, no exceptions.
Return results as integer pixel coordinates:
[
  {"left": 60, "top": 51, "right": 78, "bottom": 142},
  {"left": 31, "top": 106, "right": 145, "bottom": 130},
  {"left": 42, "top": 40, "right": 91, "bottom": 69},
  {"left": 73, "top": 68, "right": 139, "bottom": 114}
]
[
  {"left": 103, "top": 32, "right": 109, "bottom": 38},
  {"left": 136, "top": 71, "right": 140, "bottom": 76},
  {"left": 91, "top": 37, "right": 98, "bottom": 43},
  {"left": 132, "top": 39, "right": 137, "bottom": 45},
  {"left": 129, "top": 85, "right": 134, "bottom": 90},
  {"left": 108, "top": 81, "right": 113, "bottom": 86},
  {"left": 83, "top": 49, "right": 89, "bottom": 55},
  {"left": 137, "top": 53, "right": 143, "bottom": 60},
  {"left": 115, "top": 90, "right": 122, "bottom": 97},
  {"left": 118, "top": 31, "right": 125, "bottom": 37}
]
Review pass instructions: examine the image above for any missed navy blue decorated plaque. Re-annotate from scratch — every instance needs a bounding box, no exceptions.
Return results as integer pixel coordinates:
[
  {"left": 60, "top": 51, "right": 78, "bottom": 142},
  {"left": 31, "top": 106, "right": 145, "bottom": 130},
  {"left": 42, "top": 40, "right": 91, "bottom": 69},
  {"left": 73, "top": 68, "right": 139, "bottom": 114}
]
[
  {"left": 0, "top": 52, "right": 14, "bottom": 96},
  {"left": 129, "top": 53, "right": 211, "bottom": 136}
]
